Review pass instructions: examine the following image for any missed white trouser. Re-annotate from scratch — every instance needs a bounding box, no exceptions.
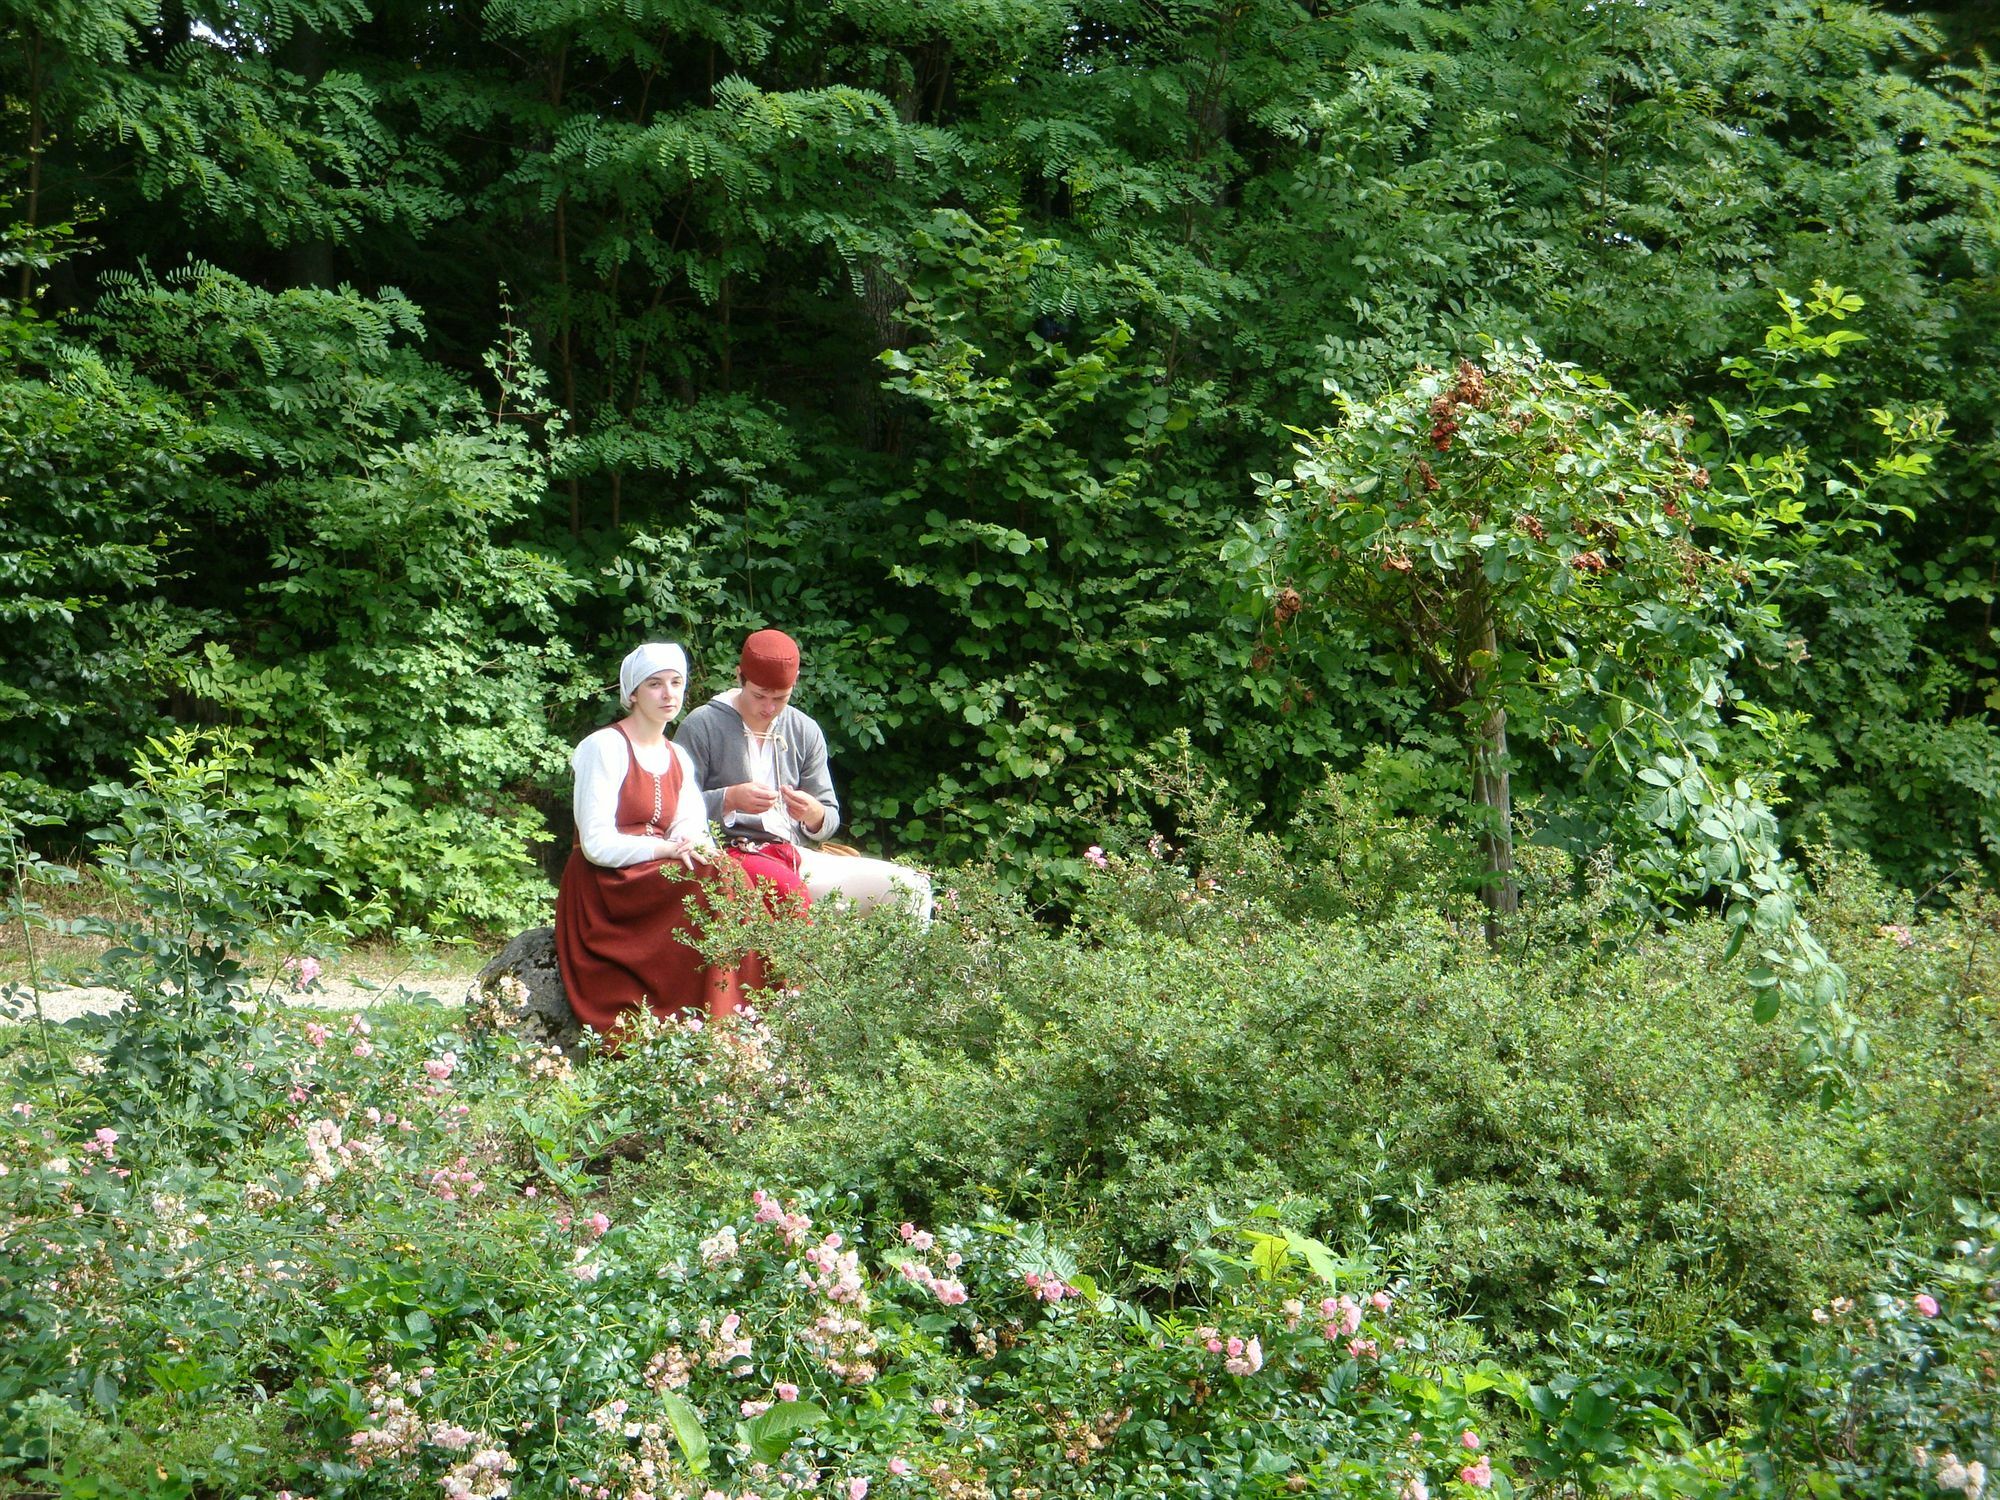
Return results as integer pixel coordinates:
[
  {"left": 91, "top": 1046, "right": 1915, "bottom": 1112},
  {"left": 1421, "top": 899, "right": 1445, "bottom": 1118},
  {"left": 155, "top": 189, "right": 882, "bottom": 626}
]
[{"left": 795, "top": 847, "right": 933, "bottom": 924}]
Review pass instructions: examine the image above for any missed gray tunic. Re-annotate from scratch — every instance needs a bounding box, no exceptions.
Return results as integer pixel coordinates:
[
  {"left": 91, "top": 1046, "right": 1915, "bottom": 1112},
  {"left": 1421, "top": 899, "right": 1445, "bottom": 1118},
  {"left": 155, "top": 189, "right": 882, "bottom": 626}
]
[{"left": 674, "top": 696, "right": 842, "bottom": 845}]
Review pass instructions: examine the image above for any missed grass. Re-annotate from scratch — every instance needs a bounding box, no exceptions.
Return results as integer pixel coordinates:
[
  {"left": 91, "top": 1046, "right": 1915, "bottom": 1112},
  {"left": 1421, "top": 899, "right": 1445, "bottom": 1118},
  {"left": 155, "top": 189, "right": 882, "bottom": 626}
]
[{"left": 0, "top": 861, "right": 493, "bottom": 997}]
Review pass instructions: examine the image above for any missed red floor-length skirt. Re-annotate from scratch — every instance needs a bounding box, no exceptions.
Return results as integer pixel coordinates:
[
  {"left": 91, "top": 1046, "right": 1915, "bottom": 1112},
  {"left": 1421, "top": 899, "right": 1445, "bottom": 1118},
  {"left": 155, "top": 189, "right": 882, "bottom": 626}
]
[{"left": 555, "top": 730, "right": 739, "bottom": 1036}]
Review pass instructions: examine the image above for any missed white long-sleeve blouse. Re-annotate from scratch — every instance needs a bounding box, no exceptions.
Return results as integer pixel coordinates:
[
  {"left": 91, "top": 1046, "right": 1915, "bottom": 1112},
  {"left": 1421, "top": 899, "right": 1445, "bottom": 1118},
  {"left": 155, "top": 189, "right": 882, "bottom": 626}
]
[{"left": 570, "top": 727, "right": 712, "bottom": 868}]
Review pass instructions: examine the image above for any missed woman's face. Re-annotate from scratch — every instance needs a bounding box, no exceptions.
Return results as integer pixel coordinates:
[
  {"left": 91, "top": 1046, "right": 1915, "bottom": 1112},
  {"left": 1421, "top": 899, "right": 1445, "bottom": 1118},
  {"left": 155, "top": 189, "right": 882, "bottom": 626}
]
[{"left": 629, "top": 669, "right": 686, "bottom": 725}]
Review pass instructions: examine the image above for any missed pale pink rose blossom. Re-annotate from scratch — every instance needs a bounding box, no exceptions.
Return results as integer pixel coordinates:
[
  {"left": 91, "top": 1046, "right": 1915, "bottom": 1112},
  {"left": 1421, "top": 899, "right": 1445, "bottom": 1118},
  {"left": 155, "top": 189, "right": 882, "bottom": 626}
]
[
  {"left": 889, "top": 1459, "right": 911, "bottom": 1477},
  {"left": 1223, "top": 1336, "right": 1264, "bottom": 1376},
  {"left": 1460, "top": 1431, "right": 1481, "bottom": 1451},
  {"left": 1459, "top": 1458, "right": 1492, "bottom": 1489},
  {"left": 1915, "top": 1293, "right": 1940, "bottom": 1317},
  {"left": 847, "top": 1479, "right": 869, "bottom": 1500}
]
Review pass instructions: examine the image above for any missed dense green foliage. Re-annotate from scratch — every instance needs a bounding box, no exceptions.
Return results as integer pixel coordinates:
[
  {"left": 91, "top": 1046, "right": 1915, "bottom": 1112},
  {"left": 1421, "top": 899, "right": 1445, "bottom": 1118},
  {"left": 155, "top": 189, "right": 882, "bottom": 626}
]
[
  {"left": 2, "top": 766, "right": 1996, "bottom": 1496},
  {"left": 3, "top": 0, "right": 1998, "bottom": 922}
]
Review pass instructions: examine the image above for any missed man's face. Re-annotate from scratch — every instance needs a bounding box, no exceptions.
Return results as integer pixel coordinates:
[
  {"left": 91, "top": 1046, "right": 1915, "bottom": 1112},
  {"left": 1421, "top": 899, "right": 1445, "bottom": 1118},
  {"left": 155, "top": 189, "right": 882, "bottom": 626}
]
[{"left": 738, "top": 680, "right": 793, "bottom": 731}]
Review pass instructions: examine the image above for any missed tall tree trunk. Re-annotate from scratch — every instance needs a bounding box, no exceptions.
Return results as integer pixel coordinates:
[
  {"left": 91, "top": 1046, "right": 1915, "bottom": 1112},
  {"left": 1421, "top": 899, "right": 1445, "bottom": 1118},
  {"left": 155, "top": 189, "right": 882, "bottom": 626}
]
[
  {"left": 1470, "top": 614, "right": 1518, "bottom": 945},
  {"left": 557, "top": 186, "right": 581, "bottom": 536},
  {"left": 280, "top": 22, "right": 336, "bottom": 286},
  {"left": 18, "top": 29, "right": 44, "bottom": 303},
  {"left": 547, "top": 42, "right": 581, "bottom": 536}
]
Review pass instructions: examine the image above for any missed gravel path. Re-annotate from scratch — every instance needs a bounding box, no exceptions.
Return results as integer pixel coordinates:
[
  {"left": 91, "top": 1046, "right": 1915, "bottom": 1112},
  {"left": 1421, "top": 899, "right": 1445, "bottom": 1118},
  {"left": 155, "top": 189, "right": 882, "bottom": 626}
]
[{"left": 8, "top": 976, "right": 469, "bottom": 1024}]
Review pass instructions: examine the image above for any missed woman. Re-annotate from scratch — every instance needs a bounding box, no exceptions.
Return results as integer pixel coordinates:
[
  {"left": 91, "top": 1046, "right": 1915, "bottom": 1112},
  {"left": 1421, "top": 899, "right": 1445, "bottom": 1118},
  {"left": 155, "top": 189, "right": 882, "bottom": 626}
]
[{"left": 554, "top": 642, "right": 743, "bottom": 1036}]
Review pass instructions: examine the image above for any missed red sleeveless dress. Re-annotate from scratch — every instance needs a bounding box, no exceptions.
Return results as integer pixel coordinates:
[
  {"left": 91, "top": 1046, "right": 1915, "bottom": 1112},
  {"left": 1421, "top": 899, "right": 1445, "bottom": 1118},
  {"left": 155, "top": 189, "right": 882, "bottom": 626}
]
[{"left": 555, "top": 727, "right": 744, "bottom": 1034}]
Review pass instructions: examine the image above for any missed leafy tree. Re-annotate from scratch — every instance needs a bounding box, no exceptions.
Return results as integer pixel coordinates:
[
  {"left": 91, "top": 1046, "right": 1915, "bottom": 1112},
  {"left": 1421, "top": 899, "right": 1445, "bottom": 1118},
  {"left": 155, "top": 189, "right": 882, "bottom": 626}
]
[
  {"left": 1230, "top": 346, "right": 1748, "bottom": 927},
  {"left": 3, "top": 0, "right": 1998, "bottom": 914},
  {"left": 0, "top": 212, "right": 210, "bottom": 818},
  {"left": 78, "top": 265, "right": 597, "bottom": 926},
  {"left": 866, "top": 211, "right": 1250, "bottom": 864}
]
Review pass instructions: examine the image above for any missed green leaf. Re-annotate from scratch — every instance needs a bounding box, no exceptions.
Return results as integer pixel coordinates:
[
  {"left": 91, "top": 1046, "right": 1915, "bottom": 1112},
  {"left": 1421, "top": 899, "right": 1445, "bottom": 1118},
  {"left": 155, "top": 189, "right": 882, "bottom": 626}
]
[
  {"left": 1243, "top": 1229, "right": 1290, "bottom": 1281},
  {"left": 1284, "top": 1227, "right": 1351, "bottom": 1287},
  {"left": 740, "top": 1400, "right": 828, "bottom": 1464},
  {"left": 661, "top": 1392, "right": 710, "bottom": 1474}
]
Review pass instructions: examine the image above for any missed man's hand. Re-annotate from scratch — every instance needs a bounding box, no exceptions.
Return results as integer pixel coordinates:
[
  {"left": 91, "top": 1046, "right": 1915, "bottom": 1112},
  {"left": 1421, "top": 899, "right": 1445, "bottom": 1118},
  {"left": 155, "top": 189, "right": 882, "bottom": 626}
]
[
  {"left": 779, "top": 785, "right": 827, "bottom": 834},
  {"left": 723, "top": 782, "right": 780, "bottom": 816}
]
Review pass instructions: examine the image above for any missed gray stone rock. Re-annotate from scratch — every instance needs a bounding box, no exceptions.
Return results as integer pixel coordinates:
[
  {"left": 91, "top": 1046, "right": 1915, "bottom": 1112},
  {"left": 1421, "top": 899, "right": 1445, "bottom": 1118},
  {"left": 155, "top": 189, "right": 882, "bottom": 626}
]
[{"left": 467, "top": 926, "right": 584, "bottom": 1054}]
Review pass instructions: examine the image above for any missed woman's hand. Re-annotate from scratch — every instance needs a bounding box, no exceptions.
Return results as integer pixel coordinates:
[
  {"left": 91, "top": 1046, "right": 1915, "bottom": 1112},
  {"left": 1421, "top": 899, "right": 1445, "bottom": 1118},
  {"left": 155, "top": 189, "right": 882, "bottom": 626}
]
[{"left": 657, "top": 837, "right": 701, "bottom": 871}]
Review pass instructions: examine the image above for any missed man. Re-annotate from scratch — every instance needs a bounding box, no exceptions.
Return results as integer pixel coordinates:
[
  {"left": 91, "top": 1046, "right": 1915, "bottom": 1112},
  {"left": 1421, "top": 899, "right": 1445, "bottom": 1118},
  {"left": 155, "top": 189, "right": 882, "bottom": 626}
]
[{"left": 676, "top": 628, "right": 933, "bottom": 922}]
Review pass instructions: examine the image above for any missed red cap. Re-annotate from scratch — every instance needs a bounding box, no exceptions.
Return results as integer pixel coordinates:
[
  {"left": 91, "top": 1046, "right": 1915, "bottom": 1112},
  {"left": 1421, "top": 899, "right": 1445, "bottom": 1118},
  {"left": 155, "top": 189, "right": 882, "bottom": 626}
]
[{"left": 739, "top": 629, "right": 800, "bottom": 690}]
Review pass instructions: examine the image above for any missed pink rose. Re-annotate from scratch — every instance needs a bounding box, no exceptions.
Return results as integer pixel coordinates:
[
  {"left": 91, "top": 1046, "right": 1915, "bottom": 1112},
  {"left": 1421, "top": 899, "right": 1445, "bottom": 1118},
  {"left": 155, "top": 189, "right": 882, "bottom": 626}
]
[
  {"left": 587, "top": 1212, "right": 611, "bottom": 1238},
  {"left": 1915, "top": 1293, "right": 1940, "bottom": 1318},
  {"left": 774, "top": 1382, "right": 799, "bottom": 1402},
  {"left": 1460, "top": 1430, "right": 1481, "bottom": 1451},
  {"left": 847, "top": 1479, "right": 869, "bottom": 1500},
  {"left": 1459, "top": 1458, "right": 1491, "bottom": 1489},
  {"left": 1084, "top": 845, "right": 1109, "bottom": 869},
  {"left": 889, "top": 1459, "right": 911, "bottom": 1477}
]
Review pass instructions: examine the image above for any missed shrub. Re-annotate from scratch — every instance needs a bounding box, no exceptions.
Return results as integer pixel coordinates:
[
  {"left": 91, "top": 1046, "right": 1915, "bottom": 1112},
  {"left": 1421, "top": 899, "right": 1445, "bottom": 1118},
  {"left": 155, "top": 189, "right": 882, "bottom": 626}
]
[
  {"left": 739, "top": 825, "right": 1998, "bottom": 1352},
  {"left": 1742, "top": 1205, "right": 2000, "bottom": 1496},
  {"left": 1, "top": 988, "right": 1532, "bottom": 1499}
]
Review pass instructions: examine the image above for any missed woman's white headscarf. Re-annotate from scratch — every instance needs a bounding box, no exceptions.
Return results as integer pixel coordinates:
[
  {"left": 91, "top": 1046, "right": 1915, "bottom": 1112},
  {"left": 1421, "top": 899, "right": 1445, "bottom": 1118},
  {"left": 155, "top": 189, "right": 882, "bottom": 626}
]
[{"left": 619, "top": 642, "right": 689, "bottom": 710}]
